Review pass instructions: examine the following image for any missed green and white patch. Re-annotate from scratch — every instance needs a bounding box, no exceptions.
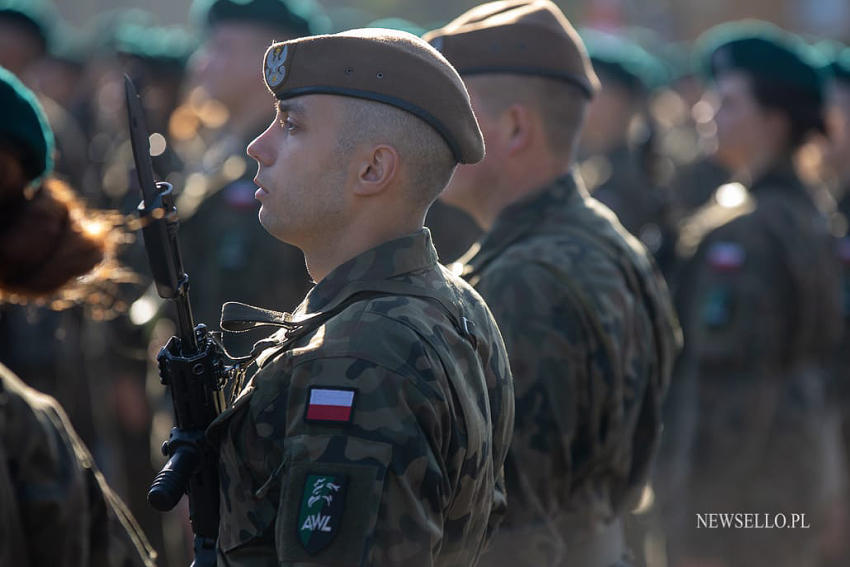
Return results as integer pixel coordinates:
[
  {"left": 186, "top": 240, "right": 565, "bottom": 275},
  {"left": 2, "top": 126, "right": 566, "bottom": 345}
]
[{"left": 297, "top": 473, "right": 347, "bottom": 554}]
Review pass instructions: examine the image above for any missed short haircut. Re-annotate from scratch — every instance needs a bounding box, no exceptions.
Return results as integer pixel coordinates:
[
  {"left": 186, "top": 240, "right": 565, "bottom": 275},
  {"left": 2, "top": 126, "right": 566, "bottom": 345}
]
[
  {"left": 337, "top": 98, "right": 456, "bottom": 208},
  {"left": 470, "top": 74, "right": 588, "bottom": 159}
]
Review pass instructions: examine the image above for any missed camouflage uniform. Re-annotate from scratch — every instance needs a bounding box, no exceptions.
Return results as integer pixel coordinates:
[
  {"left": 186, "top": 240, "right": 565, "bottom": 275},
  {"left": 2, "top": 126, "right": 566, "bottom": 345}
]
[
  {"left": 0, "top": 362, "right": 156, "bottom": 566},
  {"left": 455, "top": 172, "right": 680, "bottom": 567},
  {"left": 208, "top": 229, "right": 514, "bottom": 566},
  {"left": 674, "top": 165, "right": 844, "bottom": 566}
]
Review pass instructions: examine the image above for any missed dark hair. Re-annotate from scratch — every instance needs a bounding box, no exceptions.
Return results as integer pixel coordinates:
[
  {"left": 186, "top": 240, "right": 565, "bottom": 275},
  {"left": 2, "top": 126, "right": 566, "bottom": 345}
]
[
  {"left": 0, "top": 177, "right": 105, "bottom": 297},
  {"left": 749, "top": 75, "right": 825, "bottom": 148}
]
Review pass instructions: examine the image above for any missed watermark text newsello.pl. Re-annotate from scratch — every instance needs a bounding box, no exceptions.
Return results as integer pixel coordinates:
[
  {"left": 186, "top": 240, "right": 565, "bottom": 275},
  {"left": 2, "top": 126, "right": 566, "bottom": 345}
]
[{"left": 696, "top": 513, "right": 810, "bottom": 529}]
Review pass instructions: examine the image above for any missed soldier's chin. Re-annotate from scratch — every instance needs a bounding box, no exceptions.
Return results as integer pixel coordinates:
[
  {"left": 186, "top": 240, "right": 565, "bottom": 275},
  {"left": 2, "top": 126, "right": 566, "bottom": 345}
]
[
  {"left": 258, "top": 211, "right": 298, "bottom": 245},
  {"left": 257, "top": 209, "right": 276, "bottom": 236}
]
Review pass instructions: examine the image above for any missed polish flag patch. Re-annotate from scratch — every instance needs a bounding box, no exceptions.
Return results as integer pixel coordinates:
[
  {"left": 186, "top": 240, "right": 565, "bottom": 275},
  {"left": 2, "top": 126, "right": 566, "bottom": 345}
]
[
  {"left": 707, "top": 241, "right": 746, "bottom": 273},
  {"left": 305, "top": 387, "right": 356, "bottom": 424}
]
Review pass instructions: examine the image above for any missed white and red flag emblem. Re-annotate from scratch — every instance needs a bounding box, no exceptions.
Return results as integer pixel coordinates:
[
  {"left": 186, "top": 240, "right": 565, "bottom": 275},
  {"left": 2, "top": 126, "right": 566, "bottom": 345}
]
[{"left": 305, "top": 388, "right": 356, "bottom": 423}]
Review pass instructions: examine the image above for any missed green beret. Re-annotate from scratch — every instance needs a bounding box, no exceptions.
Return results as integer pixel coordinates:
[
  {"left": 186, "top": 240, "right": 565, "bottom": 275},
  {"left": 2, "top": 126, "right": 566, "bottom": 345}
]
[
  {"left": 0, "top": 0, "right": 53, "bottom": 51},
  {"left": 697, "top": 21, "right": 824, "bottom": 99},
  {"left": 262, "top": 28, "right": 484, "bottom": 164},
  {"left": 423, "top": 0, "right": 599, "bottom": 98},
  {"left": 193, "top": 0, "right": 328, "bottom": 37},
  {"left": 0, "top": 66, "right": 54, "bottom": 183},
  {"left": 46, "top": 20, "right": 89, "bottom": 67},
  {"left": 827, "top": 45, "right": 850, "bottom": 86},
  {"left": 580, "top": 28, "right": 668, "bottom": 94},
  {"left": 115, "top": 22, "right": 195, "bottom": 73}
]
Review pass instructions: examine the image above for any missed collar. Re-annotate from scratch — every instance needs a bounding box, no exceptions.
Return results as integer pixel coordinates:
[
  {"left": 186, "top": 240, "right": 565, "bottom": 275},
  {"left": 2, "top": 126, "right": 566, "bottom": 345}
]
[
  {"left": 302, "top": 228, "right": 439, "bottom": 313},
  {"left": 461, "top": 170, "right": 585, "bottom": 278}
]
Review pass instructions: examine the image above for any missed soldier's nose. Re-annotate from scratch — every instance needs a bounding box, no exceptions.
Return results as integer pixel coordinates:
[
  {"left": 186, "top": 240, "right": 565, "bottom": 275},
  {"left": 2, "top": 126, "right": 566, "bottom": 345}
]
[{"left": 247, "top": 135, "right": 269, "bottom": 166}]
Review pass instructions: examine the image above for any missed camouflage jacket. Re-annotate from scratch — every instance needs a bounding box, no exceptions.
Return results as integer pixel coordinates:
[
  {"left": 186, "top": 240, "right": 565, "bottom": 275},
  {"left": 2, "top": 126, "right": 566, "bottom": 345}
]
[
  {"left": 0, "top": 363, "right": 156, "bottom": 567},
  {"left": 454, "top": 172, "right": 680, "bottom": 565},
  {"left": 674, "top": 166, "right": 843, "bottom": 530},
  {"left": 208, "top": 229, "right": 514, "bottom": 566}
]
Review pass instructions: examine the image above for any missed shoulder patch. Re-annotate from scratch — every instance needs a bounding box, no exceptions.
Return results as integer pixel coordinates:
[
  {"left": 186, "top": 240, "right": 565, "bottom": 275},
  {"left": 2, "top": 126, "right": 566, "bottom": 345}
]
[
  {"left": 297, "top": 473, "right": 348, "bottom": 554},
  {"left": 304, "top": 387, "right": 356, "bottom": 424},
  {"left": 707, "top": 241, "right": 746, "bottom": 272}
]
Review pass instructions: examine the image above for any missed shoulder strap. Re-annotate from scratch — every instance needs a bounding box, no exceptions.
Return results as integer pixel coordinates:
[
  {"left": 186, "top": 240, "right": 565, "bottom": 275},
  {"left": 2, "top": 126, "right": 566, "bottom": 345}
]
[{"left": 220, "top": 280, "right": 478, "bottom": 368}]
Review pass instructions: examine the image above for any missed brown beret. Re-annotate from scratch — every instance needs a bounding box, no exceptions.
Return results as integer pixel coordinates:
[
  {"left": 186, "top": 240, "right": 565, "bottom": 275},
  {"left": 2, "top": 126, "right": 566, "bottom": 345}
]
[
  {"left": 423, "top": 0, "right": 600, "bottom": 98},
  {"left": 261, "top": 28, "right": 484, "bottom": 164}
]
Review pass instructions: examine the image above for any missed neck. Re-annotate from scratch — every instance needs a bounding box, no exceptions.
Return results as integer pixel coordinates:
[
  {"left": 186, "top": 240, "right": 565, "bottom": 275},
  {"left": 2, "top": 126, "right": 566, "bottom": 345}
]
[
  {"left": 477, "top": 154, "right": 571, "bottom": 230},
  {"left": 301, "top": 210, "right": 423, "bottom": 282}
]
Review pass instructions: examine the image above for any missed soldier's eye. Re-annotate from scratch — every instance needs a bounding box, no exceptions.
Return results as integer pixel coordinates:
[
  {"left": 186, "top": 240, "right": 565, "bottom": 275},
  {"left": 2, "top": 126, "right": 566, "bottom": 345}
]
[{"left": 280, "top": 117, "right": 297, "bottom": 132}]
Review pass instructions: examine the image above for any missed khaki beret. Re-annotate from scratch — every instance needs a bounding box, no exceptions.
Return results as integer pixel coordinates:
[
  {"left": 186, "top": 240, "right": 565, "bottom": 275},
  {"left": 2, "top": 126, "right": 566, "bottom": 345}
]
[
  {"left": 423, "top": 0, "right": 600, "bottom": 98},
  {"left": 261, "top": 28, "right": 485, "bottom": 164}
]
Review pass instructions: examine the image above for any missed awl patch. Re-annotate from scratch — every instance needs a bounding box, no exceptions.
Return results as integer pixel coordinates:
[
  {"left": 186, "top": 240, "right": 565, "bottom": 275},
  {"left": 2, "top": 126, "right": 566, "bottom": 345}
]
[
  {"left": 305, "top": 387, "right": 356, "bottom": 424},
  {"left": 298, "top": 473, "right": 347, "bottom": 554}
]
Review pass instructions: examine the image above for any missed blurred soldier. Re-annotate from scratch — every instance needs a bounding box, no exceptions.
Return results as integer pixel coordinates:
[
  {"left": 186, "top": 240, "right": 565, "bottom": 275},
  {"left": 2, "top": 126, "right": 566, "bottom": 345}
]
[
  {"left": 22, "top": 20, "right": 88, "bottom": 113},
  {"left": 660, "top": 43, "right": 731, "bottom": 221},
  {"left": 95, "top": 19, "right": 196, "bottom": 212},
  {"left": 0, "top": 3, "right": 99, "bottom": 455},
  {"left": 0, "top": 64, "right": 155, "bottom": 567},
  {"left": 424, "top": 2, "right": 681, "bottom": 566},
  {"left": 0, "top": 0, "right": 51, "bottom": 76},
  {"left": 821, "top": 45, "right": 850, "bottom": 567},
  {"left": 178, "top": 0, "right": 321, "bottom": 355},
  {"left": 672, "top": 22, "right": 845, "bottom": 567},
  {"left": 578, "top": 28, "right": 677, "bottom": 271},
  {"left": 0, "top": 0, "right": 90, "bottom": 188},
  {"left": 209, "top": 28, "right": 513, "bottom": 565}
]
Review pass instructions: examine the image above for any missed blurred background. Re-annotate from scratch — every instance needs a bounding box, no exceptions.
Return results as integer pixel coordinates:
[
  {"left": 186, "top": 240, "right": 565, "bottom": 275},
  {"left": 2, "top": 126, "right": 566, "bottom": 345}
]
[
  {"left": 3, "top": 1, "right": 850, "bottom": 567},
  {"left": 55, "top": 0, "right": 850, "bottom": 40}
]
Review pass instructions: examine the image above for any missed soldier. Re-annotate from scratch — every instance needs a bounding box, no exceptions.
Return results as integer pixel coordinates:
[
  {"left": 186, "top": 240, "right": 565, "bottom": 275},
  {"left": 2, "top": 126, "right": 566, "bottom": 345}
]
[
  {"left": 0, "top": 0, "right": 50, "bottom": 77},
  {"left": 0, "top": 64, "right": 155, "bottom": 567},
  {"left": 423, "top": 2, "right": 681, "bottom": 566},
  {"left": 205, "top": 28, "right": 514, "bottom": 565},
  {"left": 820, "top": 44, "right": 850, "bottom": 567},
  {"left": 672, "top": 22, "right": 844, "bottom": 567},
  {"left": 578, "top": 29, "right": 676, "bottom": 268},
  {"left": 178, "top": 0, "right": 322, "bottom": 356}
]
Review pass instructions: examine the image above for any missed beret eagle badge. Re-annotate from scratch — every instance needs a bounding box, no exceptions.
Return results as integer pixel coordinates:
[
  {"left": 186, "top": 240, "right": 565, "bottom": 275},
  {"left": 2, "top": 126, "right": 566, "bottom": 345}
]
[{"left": 265, "top": 45, "right": 289, "bottom": 89}]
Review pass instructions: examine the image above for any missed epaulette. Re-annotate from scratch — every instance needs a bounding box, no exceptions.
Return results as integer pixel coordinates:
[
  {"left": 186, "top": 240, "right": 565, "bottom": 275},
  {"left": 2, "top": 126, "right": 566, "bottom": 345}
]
[{"left": 677, "top": 182, "right": 755, "bottom": 258}]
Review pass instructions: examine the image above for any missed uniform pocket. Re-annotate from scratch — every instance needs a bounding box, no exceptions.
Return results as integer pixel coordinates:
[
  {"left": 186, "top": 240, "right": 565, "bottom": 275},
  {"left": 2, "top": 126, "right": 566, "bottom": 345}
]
[
  {"left": 214, "top": 388, "right": 279, "bottom": 553},
  {"left": 275, "top": 434, "right": 392, "bottom": 566}
]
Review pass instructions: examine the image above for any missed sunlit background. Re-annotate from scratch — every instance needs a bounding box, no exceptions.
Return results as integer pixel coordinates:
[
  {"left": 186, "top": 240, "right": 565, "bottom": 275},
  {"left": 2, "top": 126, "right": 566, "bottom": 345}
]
[{"left": 56, "top": 0, "right": 850, "bottom": 40}]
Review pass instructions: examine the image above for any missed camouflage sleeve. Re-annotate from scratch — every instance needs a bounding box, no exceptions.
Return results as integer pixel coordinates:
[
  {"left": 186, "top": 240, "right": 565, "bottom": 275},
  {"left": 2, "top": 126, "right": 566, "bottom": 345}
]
[
  {"left": 270, "top": 355, "right": 454, "bottom": 566},
  {"left": 474, "top": 261, "right": 586, "bottom": 514},
  {"left": 0, "top": 368, "right": 156, "bottom": 567},
  {"left": 1, "top": 375, "right": 90, "bottom": 566}
]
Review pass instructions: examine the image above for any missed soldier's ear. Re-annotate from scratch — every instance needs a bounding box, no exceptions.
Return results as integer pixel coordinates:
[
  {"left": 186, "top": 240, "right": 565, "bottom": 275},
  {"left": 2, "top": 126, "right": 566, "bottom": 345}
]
[
  {"left": 502, "top": 103, "right": 534, "bottom": 156},
  {"left": 353, "top": 144, "right": 398, "bottom": 196}
]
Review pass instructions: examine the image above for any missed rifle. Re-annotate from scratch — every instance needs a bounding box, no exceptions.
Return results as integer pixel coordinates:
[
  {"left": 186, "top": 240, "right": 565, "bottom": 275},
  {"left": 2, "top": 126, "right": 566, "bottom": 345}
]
[{"left": 125, "top": 75, "right": 236, "bottom": 567}]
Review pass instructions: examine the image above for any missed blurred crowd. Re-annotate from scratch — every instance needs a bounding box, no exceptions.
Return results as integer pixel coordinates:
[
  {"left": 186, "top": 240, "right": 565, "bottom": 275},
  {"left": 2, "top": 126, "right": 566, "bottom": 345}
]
[{"left": 2, "top": 0, "right": 850, "bottom": 566}]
